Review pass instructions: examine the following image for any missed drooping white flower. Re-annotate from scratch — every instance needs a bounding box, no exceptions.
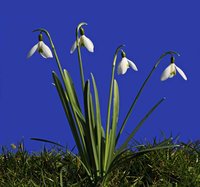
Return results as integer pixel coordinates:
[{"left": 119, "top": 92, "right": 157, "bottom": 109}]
[
  {"left": 160, "top": 57, "right": 187, "bottom": 81},
  {"left": 117, "top": 51, "right": 138, "bottom": 75},
  {"left": 70, "top": 27, "right": 94, "bottom": 54},
  {"left": 27, "top": 34, "right": 53, "bottom": 59}
]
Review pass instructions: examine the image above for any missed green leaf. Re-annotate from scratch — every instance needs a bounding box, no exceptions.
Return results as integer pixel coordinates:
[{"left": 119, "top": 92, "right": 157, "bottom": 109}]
[
  {"left": 84, "top": 80, "right": 99, "bottom": 176},
  {"left": 116, "top": 51, "right": 180, "bottom": 145},
  {"left": 109, "top": 144, "right": 179, "bottom": 174},
  {"left": 52, "top": 72, "right": 79, "bottom": 145},
  {"left": 30, "top": 138, "right": 64, "bottom": 148},
  {"left": 63, "top": 69, "right": 81, "bottom": 111},
  {"left": 62, "top": 70, "right": 86, "bottom": 147},
  {"left": 62, "top": 70, "right": 89, "bottom": 163},
  {"left": 106, "top": 80, "right": 119, "bottom": 170},
  {"left": 117, "top": 97, "right": 166, "bottom": 155},
  {"left": 111, "top": 80, "right": 119, "bottom": 144},
  {"left": 104, "top": 45, "right": 124, "bottom": 173},
  {"left": 52, "top": 71, "right": 89, "bottom": 173},
  {"left": 91, "top": 73, "right": 102, "bottom": 171}
]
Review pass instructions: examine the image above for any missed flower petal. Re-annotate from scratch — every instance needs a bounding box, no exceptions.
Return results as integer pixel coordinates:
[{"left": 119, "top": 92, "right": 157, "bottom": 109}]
[
  {"left": 127, "top": 59, "right": 138, "bottom": 71},
  {"left": 70, "top": 40, "right": 78, "bottom": 54},
  {"left": 81, "top": 35, "right": 94, "bottom": 52},
  {"left": 160, "top": 64, "right": 172, "bottom": 81},
  {"left": 27, "top": 43, "right": 38, "bottom": 58},
  {"left": 40, "top": 41, "right": 53, "bottom": 58},
  {"left": 168, "top": 63, "right": 176, "bottom": 78},
  {"left": 40, "top": 53, "right": 46, "bottom": 58},
  {"left": 117, "top": 58, "right": 129, "bottom": 75},
  {"left": 175, "top": 64, "right": 187, "bottom": 80}
]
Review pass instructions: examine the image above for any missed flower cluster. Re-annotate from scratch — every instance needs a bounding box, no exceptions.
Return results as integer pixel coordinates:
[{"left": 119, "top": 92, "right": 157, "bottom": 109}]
[
  {"left": 27, "top": 23, "right": 188, "bottom": 185},
  {"left": 27, "top": 26, "right": 187, "bottom": 81}
]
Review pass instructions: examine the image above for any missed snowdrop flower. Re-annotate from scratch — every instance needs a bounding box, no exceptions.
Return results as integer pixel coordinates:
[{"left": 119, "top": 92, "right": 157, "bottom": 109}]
[
  {"left": 27, "top": 34, "right": 53, "bottom": 58},
  {"left": 117, "top": 51, "right": 138, "bottom": 75},
  {"left": 70, "top": 27, "right": 94, "bottom": 54},
  {"left": 160, "top": 56, "right": 187, "bottom": 81}
]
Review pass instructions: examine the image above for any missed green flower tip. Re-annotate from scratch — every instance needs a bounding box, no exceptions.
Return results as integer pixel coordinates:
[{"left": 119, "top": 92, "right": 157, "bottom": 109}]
[
  {"left": 80, "top": 27, "right": 85, "bottom": 35},
  {"left": 121, "top": 50, "right": 126, "bottom": 58},
  {"left": 170, "top": 56, "right": 175, "bottom": 64},
  {"left": 38, "top": 34, "right": 43, "bottom": 41}
]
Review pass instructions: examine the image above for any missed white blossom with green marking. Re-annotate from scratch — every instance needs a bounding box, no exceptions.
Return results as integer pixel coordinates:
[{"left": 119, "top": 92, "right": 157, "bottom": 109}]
[
  {"left": 70, "top": 27, "right": 94, "bottom": 54},
  {"left": 117, "top": 51, "right": 138, "bottom": 75},
  {"left": 27, "top": 34, "right": 53, "bottom": 59},
  {"left": 161, "top": 57, "right": 187, "bottom": 81}
]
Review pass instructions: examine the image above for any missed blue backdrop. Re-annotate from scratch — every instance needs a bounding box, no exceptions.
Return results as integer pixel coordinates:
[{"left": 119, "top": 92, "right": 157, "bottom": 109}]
[{"left": 1, "top": 1, "right": 198, "bottom": 152}]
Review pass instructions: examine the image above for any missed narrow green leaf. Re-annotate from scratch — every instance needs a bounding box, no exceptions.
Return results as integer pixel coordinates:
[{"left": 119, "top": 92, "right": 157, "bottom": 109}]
[
  {"left": 91, "top": 73, "right": 102, "bottom": 172},
  {"left": 83, "top": 81, "right": 94, "bottom": 168},
  {"left": 62, "top": 70, "right": 86, "bottom": 147},
  {"left": 62, "top": 70, "right": 89, "bottom": 165},
  {"left": 52, "top": 71, "right": 89, "bottom": 172},
  {"left": 117, "top": 97, "right": 166, "bottom": 155},
  {"left": 30, "top": 138, "right": 64, "bottom": 148},
  {"left": 104, "top": 45, "right": 124, "bottom": 173},
  {"left": 84, "top": 80, "right": 99, "bottom": 177},
  {"left": 111, "top": 80, "right": 119, "bottom": 144},
  {"left": 116, "top": 51, "right": 180, "bottom": 145},
  {"left": 109, "top": 144, "right": 178, "bottom": 174},
  {"left": 63, "top": 69, "right": 81, "bottom": 111},
  {"left": 66, "top": 149, "right": 93, "bottom": 181},
  {"left": 107, "top": 80, "right": 119, "bottom": 170},
  {"left": 89, "top": 93, "right": 95, "bottom": 130},
  {"left": 52, "top": 72, "right": 80, "bottom": 147}
]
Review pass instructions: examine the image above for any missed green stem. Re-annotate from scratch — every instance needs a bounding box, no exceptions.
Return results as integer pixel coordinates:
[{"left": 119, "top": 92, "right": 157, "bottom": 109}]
[
  {"left": 116, "top": 51, "right": 180, "bottom": 145},
  {"left": 33, "top": 28, "right": 64, "bottom": 81},
  {"left": 76, "top": 22, "right": 87, "bottom": 92},
  {"left": 103, "top": 44, "right": 124, "bottom": 172}
]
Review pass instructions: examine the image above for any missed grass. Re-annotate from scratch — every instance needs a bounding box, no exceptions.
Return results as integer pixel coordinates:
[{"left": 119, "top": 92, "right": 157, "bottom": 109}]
[{"left": 0, "top": 137, "right": 200, "bottom": 187}]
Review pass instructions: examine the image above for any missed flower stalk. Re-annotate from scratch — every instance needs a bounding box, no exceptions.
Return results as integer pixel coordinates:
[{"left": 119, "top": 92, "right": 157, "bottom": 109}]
[
  {"left": 71, "top": 22, "right": 94, "bottom": 91},
  {"left": 76, "top": 23, "right": 86, "bottom": 91},
  {"left": 32, "top": 28, "right": 65, "bottom": 80},
  {"left": 116, "top": 51, "right": 180, "bottom": 145},
  {"left": 104, "top": 44, "right": 124, "bottom": 172}
]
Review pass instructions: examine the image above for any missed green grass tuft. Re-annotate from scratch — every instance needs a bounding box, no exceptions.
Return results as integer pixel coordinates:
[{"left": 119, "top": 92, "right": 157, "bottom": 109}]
[{"left": 0, "top": 138, "right": 200, "bottom": 186}]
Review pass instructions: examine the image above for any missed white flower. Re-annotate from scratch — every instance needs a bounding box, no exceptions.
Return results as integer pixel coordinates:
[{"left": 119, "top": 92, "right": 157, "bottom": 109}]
[
  {"left": 118, "top": 57, "right": 138, "bottom": 75},
  {"left": 27, "top": 34, "right": 53, "bottom": 59},
  {"left": 160, "top": 62, "right": 187, "bottom": 81},
  {"left": 70, "top": 27, "right": 94, "bottom": 54},
  {"left": 70, "top": 35, "right": 94, "bottom": 54}
]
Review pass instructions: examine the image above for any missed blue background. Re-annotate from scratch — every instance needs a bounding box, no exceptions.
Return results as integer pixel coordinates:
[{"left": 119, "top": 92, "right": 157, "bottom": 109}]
[{"left": 1, "top": 1, "right": 199, "bottom": 152}]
